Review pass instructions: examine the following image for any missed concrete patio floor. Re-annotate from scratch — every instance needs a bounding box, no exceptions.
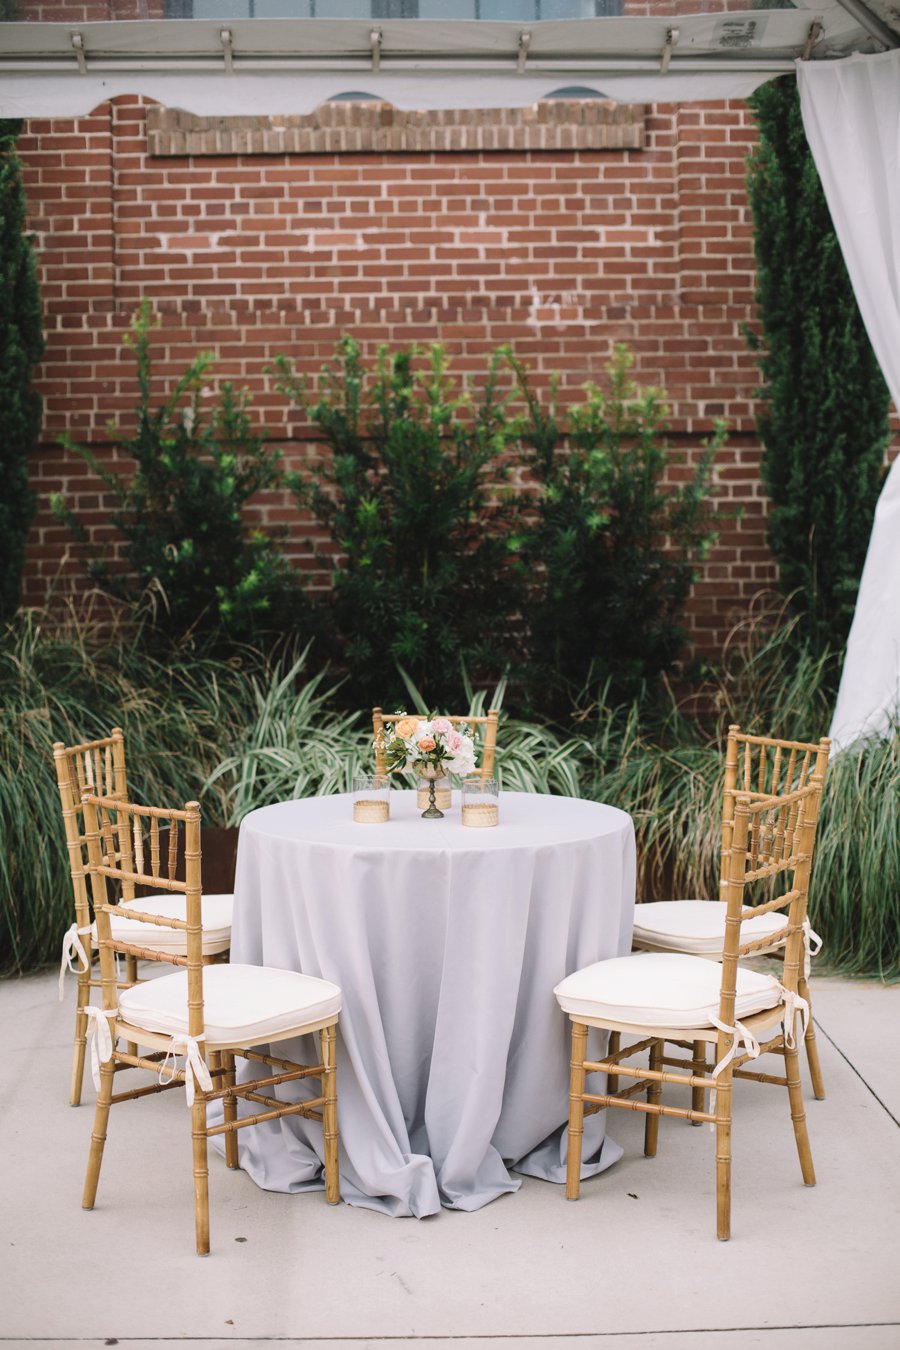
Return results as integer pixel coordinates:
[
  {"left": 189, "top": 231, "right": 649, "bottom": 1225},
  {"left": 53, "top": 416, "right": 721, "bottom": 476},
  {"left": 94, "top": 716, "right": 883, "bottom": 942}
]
[{"left": 1, "top": 969, "right": 898, "bottom": 1350}]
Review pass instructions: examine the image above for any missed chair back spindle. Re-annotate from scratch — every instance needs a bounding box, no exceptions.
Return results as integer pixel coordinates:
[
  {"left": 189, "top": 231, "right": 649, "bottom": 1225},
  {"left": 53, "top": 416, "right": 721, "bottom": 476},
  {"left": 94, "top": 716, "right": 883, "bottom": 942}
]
[
  {"left": 82, "top": 794, "right": 205, "bottom": 999},
  {"left": 718, "top": 726, "right": 829, "bottom": 901},
  {"left": 719, "top": 778, "right": 822, "bottom": 1032},
  {"left": 53, "top": 729, "right": 129, "bottom": 929}
]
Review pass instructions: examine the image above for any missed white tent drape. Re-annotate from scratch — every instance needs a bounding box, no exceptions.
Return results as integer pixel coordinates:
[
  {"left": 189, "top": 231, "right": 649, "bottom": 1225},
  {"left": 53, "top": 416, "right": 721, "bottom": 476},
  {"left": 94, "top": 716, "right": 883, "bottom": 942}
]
[
  {"left": 797, "top": 49, "right": 900, "bottom": 751},
  {"left": 0, "top": 15, "right": 806, "bottom": 118}
]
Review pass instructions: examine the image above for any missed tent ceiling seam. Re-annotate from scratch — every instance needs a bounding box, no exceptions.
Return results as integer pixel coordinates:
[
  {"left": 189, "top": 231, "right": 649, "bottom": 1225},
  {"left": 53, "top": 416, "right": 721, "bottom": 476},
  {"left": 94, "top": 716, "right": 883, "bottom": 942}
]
[{"left": 830, "top": 0, "right": 900, "bottom": 46}]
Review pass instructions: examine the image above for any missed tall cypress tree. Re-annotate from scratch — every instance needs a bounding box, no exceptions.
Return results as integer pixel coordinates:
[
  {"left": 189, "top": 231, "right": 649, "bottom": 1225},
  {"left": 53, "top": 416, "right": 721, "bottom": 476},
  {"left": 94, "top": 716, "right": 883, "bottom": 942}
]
[
  {"left": 746, "top": 76, "right": 890, "bottom": 655},
  {"left": 0, "top": 119, "right": 43, "bottom": 623}
]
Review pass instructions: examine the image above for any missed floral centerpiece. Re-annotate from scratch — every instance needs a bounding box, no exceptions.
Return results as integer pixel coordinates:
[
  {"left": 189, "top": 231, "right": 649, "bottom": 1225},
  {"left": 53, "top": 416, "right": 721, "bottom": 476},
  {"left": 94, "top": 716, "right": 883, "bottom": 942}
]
[
  {"left": 379, "top": 716, "right": 477, "bottom": 817},
  {"left": 382, "top": 716, "right": 477, "bottom": 778}
]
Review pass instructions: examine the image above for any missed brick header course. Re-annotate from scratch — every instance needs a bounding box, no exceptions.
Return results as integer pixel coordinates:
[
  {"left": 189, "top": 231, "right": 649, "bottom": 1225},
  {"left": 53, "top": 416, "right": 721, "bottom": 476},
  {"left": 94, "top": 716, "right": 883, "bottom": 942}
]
[{"left": 147, "top": 101, "right": 646, "bottom": 157}]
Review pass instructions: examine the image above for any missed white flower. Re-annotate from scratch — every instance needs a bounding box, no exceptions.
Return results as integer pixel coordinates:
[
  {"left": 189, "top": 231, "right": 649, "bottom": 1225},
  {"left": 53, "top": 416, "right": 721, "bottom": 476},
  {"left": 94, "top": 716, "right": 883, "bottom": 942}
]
[{"left": 446, "top": 740, "right": 477, "bottom": 776}]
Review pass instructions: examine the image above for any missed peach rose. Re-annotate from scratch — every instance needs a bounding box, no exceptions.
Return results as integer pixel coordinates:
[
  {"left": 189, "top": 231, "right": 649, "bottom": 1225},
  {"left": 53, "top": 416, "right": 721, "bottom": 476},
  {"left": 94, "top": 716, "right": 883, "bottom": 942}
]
[
  {"left": 394, "top": 716, "right": 419, "bottom": 740},
  {"left": 417, "top": 736, "right": 436, "bottom": 752}
]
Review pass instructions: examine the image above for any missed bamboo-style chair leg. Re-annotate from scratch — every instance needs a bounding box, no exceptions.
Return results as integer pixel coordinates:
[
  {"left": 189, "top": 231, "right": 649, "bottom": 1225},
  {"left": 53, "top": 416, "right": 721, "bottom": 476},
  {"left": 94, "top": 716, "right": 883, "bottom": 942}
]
[
  {"left": 192, "top": 1092, "right": 211, "bottom": 1257},
  {"left": 644, "top": 1040, "right": 662, "bottom": 1157},
  {"left": 83, "top": 1057, "right": 116, "bottom": 1209},
  {"left": 714, "top": 1066, "right": 734, "bottom": 1242},
  {"left": 607, "top": 1030, "right": 620, "bottom": 1096},
  {"left": 785, "top": 1039, "right": 816, "bottom": 1187},
  {"left": 565, "top": 1021, "right": 588, "bottom": 1201},
  {"left": 320, "top": 1024, "right": 340, "bottom": 1205},
  {"left": 690, "top": 1040, "right": 707, "bottom": 1122},
  {"left": 70, "top": 996, "right": 90, "bottom": 1107},
  {"left": 222, "top": 1051, "right": 239, "bottom": 1170},
  {"left": 798, "top": 974, "right": 826, "bottom": 1100},
  {"left": 124, "top": 955, "right": 139, "bottom": 1058}
]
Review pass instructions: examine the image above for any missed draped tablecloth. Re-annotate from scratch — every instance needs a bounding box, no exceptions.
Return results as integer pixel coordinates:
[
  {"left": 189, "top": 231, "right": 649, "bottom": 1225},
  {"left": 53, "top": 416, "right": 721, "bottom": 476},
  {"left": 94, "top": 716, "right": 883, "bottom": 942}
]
[{"left": 227, "top": 789, "right": 636, "bottom": 1217}]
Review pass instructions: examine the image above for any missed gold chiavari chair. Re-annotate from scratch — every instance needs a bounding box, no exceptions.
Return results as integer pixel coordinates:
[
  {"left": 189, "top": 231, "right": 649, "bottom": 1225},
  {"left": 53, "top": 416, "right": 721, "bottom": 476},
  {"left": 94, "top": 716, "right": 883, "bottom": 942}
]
[
  {"left": 53, "top": 730, "right": 232, "bottom": 1106},
  {"left": 80, "top": 791, "right": 341, "bottom": 1255},
  {"left": 630, "top": 726, "right": 831, "bottom": 1099},
  {"left": 555, "top": 781, "right": 821, "bottom": 1241}
]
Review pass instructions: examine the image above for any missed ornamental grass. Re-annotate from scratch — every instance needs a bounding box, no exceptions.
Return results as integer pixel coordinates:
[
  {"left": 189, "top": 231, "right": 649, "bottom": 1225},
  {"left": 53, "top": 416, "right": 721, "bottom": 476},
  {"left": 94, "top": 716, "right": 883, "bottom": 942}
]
[
  {"left": 1, "top": 605, "right": 896, "bottom": 980},
  {"left": 0, "top": 602, "right": 286, "bottom": 973}
]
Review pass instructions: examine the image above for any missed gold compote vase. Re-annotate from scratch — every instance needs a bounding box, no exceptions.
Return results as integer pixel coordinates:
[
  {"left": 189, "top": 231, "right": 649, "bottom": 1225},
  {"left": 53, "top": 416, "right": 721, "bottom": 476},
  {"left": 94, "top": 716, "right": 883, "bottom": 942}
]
[{"left": 417, "top": 762, "right": 447, "bottom": 819}]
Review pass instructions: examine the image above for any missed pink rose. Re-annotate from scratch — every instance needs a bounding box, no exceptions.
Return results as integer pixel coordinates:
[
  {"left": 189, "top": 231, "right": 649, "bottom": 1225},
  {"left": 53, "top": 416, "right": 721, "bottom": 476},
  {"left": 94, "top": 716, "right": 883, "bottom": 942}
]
[
  {"left": 431, "top": 717, "right": 453, "bottom": 735},
  {"left": 417, "top": 736, "right": 436, "bottom": 752},
  {"left": 446, "top": 730, "right": 464, "bottom": 751}
]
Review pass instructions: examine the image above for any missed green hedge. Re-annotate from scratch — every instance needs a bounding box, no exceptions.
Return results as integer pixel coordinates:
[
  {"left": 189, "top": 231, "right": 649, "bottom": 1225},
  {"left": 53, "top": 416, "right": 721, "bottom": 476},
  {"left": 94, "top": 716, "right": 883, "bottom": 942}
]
[
  {"left": 0, "top": 119, "right": 44, "bottom": 624},
  {"left": 54, "top": 328, "right": 722, "bottom": 718},
  {"left": 746, "top": 77, "right": 890, "bottom": 654}
]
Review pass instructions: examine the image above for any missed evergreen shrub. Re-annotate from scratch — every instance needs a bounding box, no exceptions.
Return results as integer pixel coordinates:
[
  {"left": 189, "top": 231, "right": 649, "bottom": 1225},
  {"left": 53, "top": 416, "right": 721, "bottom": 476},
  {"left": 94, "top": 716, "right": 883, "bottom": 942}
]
[
  {"left": 0, "top": 119, "right": 44, "bottom": 623},
  {"left": 507, "top": 344, "right": 724, "bottom": 719},
  {"left": 53, "top": 301, "right": 300, "bottom": 645},
  {"left": 273, "top": 338, "right": 523, "bottom": 709},
  {"left": 746, "top": 76, "right": 890, "bottom": 654}
]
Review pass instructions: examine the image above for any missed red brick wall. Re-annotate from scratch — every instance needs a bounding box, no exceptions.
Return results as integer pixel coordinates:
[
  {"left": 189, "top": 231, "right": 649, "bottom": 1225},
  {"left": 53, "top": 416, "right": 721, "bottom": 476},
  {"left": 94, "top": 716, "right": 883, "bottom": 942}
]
[{"left": 17, "top": 93, "right": 880, "bottom": 659}]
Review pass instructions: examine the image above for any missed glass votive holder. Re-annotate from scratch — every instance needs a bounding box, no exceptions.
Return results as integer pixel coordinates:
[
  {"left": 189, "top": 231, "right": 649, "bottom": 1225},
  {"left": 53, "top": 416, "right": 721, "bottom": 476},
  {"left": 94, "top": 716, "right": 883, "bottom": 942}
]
[
  {"left": 461, "top": 777, "right": 499, "bottom": 828},
  {"left": 416, "top": 774, "right": 451, "bottom": 812},
  {"left": 353, "top": 774, "right": 390, "bottom": 823}
]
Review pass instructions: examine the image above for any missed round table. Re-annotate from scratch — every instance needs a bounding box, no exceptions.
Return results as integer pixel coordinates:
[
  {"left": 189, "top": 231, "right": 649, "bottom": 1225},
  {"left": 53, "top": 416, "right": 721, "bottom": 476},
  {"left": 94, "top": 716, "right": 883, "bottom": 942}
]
[{"left": 228, "top": 789, "right": 636, "bottom": 1217}]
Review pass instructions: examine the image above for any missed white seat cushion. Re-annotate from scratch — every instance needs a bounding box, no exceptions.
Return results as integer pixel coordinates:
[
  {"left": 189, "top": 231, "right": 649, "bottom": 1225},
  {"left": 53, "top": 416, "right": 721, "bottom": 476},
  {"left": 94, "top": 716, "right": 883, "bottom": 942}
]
[
  {"left": 95, "top": 893, "right": 233, "bottom": 955},
  {"left": 118, "top": 962, "right": 341, "bottom": 1047},
  {"left": 554, "top": 951, "right": 784, "bottom": 1028},
  {"left": 631, "top": 900, "right": 788, "bottom": 956}
]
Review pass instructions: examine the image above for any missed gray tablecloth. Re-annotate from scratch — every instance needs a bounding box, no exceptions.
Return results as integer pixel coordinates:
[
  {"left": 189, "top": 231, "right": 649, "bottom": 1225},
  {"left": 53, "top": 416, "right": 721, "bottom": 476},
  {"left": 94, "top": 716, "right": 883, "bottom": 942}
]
[{"left": 227, "top": 789, "right": 636, "bottom": 1216}]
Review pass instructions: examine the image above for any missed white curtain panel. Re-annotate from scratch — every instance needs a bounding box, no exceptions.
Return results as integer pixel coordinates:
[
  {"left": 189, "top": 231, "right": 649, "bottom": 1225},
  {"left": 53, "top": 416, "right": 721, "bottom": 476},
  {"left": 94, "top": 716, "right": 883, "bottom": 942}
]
[{"left": 797, "top": 50, "right": 900, "bottom": 751}]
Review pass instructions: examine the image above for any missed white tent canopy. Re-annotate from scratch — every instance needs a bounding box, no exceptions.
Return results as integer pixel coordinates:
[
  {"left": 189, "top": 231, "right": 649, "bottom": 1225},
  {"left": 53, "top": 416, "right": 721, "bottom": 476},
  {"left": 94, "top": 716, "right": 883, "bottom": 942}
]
[
  {"left": 1, "top": 4, "right": 898, "bottom": 749},
  {"left": 0, "top": 3, "right": 897, "bottom": 116}
]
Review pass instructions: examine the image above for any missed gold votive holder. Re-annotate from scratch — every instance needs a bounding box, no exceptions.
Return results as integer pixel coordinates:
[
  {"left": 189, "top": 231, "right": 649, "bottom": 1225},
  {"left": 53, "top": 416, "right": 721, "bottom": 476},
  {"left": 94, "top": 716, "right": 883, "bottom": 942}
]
[
  {"left": 461, "top": 777, "right": 499, "bottom": 828},
  {"left": 353, "top": 774, "right": 390, "bottom": 823}
]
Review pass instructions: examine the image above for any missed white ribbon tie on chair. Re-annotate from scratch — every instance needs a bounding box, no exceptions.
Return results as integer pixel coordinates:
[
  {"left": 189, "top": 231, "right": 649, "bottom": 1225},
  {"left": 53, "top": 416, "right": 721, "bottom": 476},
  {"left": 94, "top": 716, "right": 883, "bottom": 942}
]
[
  {"left": 59, "top": 923, "right": 92, "bottom": 999},
  {"left": 780, "top": 987, "right": 811, "bottom": 1049},
  {"left": 764, "top": 917, "right": 822, "bottom": 978},
  {"left": 706, "top": 983, "right": 810, "bottom": 1124},
  {"left": 158, "top": 1034, "right": 214, "bottom": 1107},
  {"left": 802, "top": 920, "right": 823, "bottom": 981},
  {"left": 82, "top": 1004, "right": 117, "bottom": 1090},
  {"left": 710, "top": 1014, "right": 762, "bottom": 1079},
  {"left": 707, "top": 1014, "right": 761, "bottom": 1126}
]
